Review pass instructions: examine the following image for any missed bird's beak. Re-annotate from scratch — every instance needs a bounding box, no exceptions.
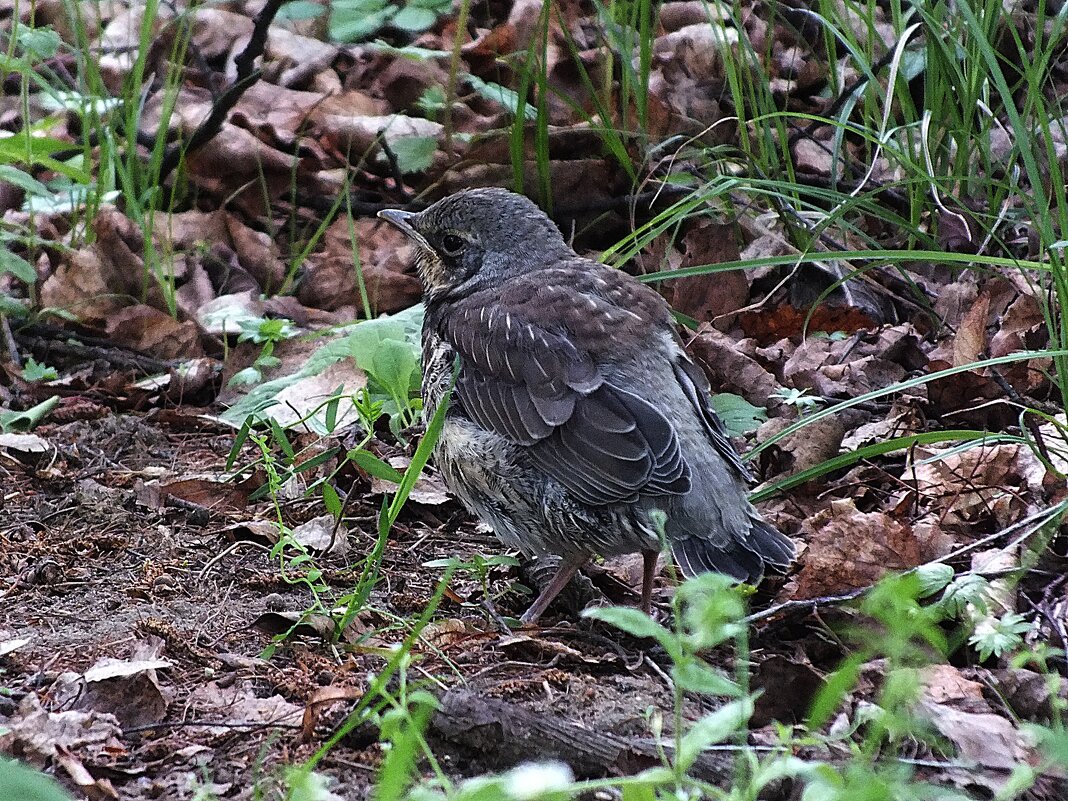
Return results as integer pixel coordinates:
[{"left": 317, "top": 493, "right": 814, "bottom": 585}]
[{"left": 378, "top": 208, "right": 423, "bottom": 244}]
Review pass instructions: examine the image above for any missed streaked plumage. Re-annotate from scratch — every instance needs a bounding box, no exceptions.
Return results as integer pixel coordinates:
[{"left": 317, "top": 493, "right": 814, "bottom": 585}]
[{"left": 379, "top": 188, "right": 794, "bottom": 622}]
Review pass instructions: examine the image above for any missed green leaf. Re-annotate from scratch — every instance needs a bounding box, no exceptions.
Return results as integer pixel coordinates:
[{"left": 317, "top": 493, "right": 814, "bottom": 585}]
[
  {"left": 0, "top": 758, "right": 73, "bottom": 801},
  {"left": 807, "top": 653, "right": 863, "bottom": 729},
  {"left": 368, "top": 337, "right": 421, "bottom": 399},
  {"left": 710, "top": 392, "right": 767, "bottom": 437},
  {"left": 348, "top": 449, "right": 406, "bottom": 484},
  {"left": 676, "top": 697, "right": 753, "bottom": 772},
  {"left": 227, "top": 366, "right": 263, "bottom": 388},
  {"left": 582, "top": 606, "right": 674, "bottom": 648},
  {"left": 0, "top": 396, "right": 59, "bottom": 433},
  {"left": 16, "top": 26, "right": 62, "bottom": 60},
  {"left": 386, "top": 135, "right": 437, "bottom": 174},
  {"left": 392, "top": 5, "right": 437, "bottom": 31},
  {"left": 329, "top": 0, "right": 394, "bottom": 41},
  {"left": 0, "top": 294, "right": 30, "bottom": 318},
  {"left": 277, "top": 0, "right": 326, "bottom": 21},
  {"left": 0, "top": 133, "right": 76, "bottom": 168},
  {"left": 294, "top": 447, "right": 341, "bottom": 474},
  {"left": 915, "top": 562, "right": 954, "bottom": 598},
  {"left": 672, "top": 660, "right": 741, "bottom": 696},
  {"left": 321, "top": 482, "right": 343, "bottom": 519},
  {"left": 621, "top": 782, "right": 657, "bottom": 801},
  {"left": 20, "top": 357, "right": 58, "bottom": 382},
  {"left": 0, "top": 165, "right": 51, "bottom": 197},
  {"left": 0, "top": 247, "right": 36, "bottom": 283},
  {"left": 269, "top": 418, "right": 296, "bottom": 460},
  {"left": 938, "top": 573, "right": 990, "bottom": 619},
  {"left": 466, "top": 74, "right": 537, "bottom": 120}
]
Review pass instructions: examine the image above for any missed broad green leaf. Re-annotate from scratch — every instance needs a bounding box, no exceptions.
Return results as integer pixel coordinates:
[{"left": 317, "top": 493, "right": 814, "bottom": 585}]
[
  {"left": 392, "top": 5, "right": 436, "bottom": 31},
  {"left": 368, "top": 337, "right": 421, "bottom": 398},
  {"left": 348, "top": 449, "right": 406, "bottom": 484},
  {"left": 710, "top": 392, "right": 767, "bottom": 436},
  {"left": 0, "top": 247, "right": 36, "bottom": 283},
  {"left": 672, "top": 660, "right": 741, "bottom": 696},
  {"left": 0, "top": 166, "right": 50, "bottom": 197},
  {"left": 386, "top": 135, "right": 437, "bottom": 173},
  {"left": 277, "top": 0, "right": 325, "bottom": 21},
  {"left": 582, "top": 606, "right": 674, "bottom": 648},
  {"left": 915, "top": 562, "right": 954, "bottom": 598},
  {"left": 16, "top": 25, "right": 62, "bottom": 59},
  {"left": 330, "top": 0, "right": 394, "bottom": 41},
  {"left": 0, "top": 758, "right": 72, "bottom": 801}
]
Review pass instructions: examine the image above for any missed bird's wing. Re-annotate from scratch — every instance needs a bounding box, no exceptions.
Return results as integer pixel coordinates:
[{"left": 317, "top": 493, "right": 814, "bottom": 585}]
[
  {"left": 440, "top": 291, "right": 690, "bottom": 506},
  {"left": 672, "top": 356, "right": 754, "bottom": 482}
]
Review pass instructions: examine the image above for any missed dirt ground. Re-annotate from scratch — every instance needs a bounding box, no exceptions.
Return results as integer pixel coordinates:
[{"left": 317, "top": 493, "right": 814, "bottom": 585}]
[{"left": 3, "top": 412, "right": 758, "bottom": 799}]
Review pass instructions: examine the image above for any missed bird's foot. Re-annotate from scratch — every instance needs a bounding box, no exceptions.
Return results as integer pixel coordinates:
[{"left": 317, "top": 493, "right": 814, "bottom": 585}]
[{"left": 518, "top": 553, "right": 591, "bottom": 624}]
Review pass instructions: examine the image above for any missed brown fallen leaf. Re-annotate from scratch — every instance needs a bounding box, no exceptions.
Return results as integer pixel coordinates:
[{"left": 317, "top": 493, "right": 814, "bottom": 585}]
[
  {"left": 187, "top": 680, "right": 303, "bottom": 735},
  {"left": 952, "top": 290, "right": 991, "bottom": 367},
  {"left": 301, "top": 685, "right": 364, "bottom": 743},
  {"left": 160, "top": 476, "right": 255, "bottom": 513},
  {"left": 105, "top": 305, "right": 205, "bottom": 360},
  {"left": 661, "top": 219, "right": 748, "bottom": 327},
  {"left": 52, "top": 641, "right": 173, "bottom": 729},
  {"left": 686, "top": 325, "right": 786, "bottom": 411},
  {"left": 788, "top": 499, "right": 946, "bottom": 599}
]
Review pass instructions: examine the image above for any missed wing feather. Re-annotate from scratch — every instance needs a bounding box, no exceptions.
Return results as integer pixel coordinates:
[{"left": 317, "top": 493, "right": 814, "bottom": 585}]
[{"left": 440, "top": 287, "right": 691, "bottom": 506}]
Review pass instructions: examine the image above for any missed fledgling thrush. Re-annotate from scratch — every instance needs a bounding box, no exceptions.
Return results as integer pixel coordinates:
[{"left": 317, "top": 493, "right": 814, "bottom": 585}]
[{"left": 379, "top": 189, "right": 794, "bottom": 623}]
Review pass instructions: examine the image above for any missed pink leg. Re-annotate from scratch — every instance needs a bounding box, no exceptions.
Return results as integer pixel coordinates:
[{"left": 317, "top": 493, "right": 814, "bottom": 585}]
[
  {"left": 520, "top": 553, "right": 589, "bottom": 624},
  {"left": 641, "top": 550, "right": 659, "bottom": 615}
]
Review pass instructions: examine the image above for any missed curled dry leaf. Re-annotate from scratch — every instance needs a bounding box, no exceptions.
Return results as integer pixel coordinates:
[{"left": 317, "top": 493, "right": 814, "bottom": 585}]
[
  {"left": 301, "top": 685, "right": 364, "bottom": 743},
  {"left": 781, "top": 324, "right": 926, "bottom": 399},
  {"left": 909, "top": 443, "right": 1044, "bottom": 529},
  {"left": 687, "top": 326, "right": 785, "bottom": 411}
]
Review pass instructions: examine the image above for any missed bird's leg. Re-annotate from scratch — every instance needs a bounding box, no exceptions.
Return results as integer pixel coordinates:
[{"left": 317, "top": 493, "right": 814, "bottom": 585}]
[
  {"left": 640, "top": 549, "right": 659, "bottom": 615},
  {"left": 520, "top": 552, "right": 589, "bottom": 624}
]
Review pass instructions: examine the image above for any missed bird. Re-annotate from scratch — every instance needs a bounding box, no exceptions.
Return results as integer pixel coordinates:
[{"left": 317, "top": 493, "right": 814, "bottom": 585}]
[{"left": 378, "top": 188, "right": 794, "bottom": 623}]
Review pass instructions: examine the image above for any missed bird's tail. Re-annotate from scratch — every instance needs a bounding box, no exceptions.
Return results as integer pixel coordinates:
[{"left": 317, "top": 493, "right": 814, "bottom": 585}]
[{"left": 669, "top": 512, "right": 794, "bottom": 583}]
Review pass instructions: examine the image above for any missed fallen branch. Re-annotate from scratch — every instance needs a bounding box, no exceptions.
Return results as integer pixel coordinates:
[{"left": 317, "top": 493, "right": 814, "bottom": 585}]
[{"left": 429, "top": 688, "right": 735, "bottom": 782}]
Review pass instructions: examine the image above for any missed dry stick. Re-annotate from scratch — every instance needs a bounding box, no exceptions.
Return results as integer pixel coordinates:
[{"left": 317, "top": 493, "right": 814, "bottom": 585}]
[
  {"left": 745, "top": 503, "right": 1067, "bottom": 626},
  {"left": 14, "top": 323, "right": 182, "bottom": 374},
  {"left": 156, "top": 0, "right": 287, "bottom": 182},
  {"left": 0, "top": 315, "right": 20, "bottom": 367}
]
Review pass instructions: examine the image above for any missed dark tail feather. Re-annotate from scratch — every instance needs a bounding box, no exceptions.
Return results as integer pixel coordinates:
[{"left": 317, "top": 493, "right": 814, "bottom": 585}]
[
  {"left": 747, "top": 515, "right": 795, "bottom": 570},
  {"left": 671, "top": 516, "right": 794, "bottom": 583}
]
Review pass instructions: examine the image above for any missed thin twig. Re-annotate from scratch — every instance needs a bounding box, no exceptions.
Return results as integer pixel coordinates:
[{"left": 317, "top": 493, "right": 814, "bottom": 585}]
[{"left": 157, "top": 0, "right": 287, "bottom": 181}]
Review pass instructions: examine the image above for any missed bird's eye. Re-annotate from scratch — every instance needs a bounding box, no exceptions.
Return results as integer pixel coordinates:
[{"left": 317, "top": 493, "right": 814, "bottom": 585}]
[{"left": 440, "top": 234, "right": 465, "bottom": 256}]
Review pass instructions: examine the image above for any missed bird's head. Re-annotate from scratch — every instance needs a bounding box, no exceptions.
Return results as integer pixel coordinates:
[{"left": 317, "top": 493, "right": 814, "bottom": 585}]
[{"left": 378, "top": 188, "right": 572, "bottom": 300}]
